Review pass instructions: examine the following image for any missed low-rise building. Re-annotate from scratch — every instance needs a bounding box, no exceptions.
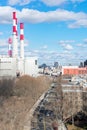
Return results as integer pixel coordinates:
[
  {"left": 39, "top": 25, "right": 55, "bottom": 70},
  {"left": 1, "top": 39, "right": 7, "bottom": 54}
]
[
  {"left": 0, "top": 56, "right": 17, "bottom": 78},
  {"left": 62, "top": 66, "right": 87, "bottom": 75}
]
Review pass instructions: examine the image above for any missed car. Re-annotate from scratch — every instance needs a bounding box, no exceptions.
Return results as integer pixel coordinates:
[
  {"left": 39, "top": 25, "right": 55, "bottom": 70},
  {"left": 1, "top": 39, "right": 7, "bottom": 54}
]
[
  {"left": 45, "top": 110, "right": 54, "bottom": 117},
  {"left": 46, "top": 127, "right": 52, "bottom": 130},
  {"left": 37, "top": 114, "right": 43, "bottom": 122},
  {"left": 35, "top": 106, "right": 40, "bottom": 111},
  {"left": 40, "top": 106, "right": 45, "bottom": 110},
  {"left": 39, "top": 109, "right": 54, "bottom": 117}
]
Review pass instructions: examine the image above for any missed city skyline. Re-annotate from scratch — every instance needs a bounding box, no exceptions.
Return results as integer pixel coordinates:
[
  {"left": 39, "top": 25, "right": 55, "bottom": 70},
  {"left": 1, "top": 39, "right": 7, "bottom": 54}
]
[{"left": 0, "top": 0, "right": 87, "bottom": 65}]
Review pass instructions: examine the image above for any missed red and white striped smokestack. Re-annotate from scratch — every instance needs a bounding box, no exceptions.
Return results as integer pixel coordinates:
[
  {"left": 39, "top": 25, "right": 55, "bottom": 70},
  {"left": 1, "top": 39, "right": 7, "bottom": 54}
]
[
  {"left": 12, "top": 12, "right": 18, "bottom": 57},
  {"left": 8, "top": 38, "right": 12, "bottom": 57},
  {"left": 16, "top": 18, "right": 18, "bottom": 36},
  {"left": 20, "top": 23, "right": 24, "bottom": 59},
  {"left": 13, "top": 12, "right": 16, "bottom": 35}
]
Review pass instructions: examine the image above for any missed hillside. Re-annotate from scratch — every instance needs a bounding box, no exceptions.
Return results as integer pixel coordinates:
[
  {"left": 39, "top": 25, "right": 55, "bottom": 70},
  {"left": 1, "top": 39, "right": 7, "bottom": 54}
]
[{"left": 0, "top": 75, "right": 51, "bottom": 130}]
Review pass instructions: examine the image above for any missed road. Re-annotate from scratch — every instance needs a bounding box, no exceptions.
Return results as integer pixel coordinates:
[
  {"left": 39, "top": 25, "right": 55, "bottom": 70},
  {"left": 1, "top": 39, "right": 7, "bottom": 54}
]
[{"left": 24, "top": 78, "right": 67, "bottom": 130}]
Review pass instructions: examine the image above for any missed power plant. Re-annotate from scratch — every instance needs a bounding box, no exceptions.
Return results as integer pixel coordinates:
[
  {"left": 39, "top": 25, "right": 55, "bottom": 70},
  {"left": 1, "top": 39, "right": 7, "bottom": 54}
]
[{"left": 0, "top": 12, "right": 38, "bottom": 78}]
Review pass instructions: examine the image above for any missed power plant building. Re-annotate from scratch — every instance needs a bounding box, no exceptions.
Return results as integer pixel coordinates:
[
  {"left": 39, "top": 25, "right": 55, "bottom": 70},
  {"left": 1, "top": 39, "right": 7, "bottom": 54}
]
[
  {"left": 0, "top": 56, "right": 17, "bottom": 77},
  {"left": 24, "top": 57, "right": 38, "bottom": 76},
  {"left": 0, "top": 12, "right": 38, "bottom": 78}
]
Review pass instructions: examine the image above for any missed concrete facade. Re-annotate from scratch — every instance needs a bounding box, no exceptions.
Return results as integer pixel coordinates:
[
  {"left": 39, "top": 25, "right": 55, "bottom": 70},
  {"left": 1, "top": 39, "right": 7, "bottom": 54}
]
[
  {"left": 24, "top": 57, "right": 38, "bottom": 77},
  {"left": 0, "top": 56, "right": 17, "bottom": 77},
  {"left": 0, "top": 56, "right": 38, "bottom": 78}
]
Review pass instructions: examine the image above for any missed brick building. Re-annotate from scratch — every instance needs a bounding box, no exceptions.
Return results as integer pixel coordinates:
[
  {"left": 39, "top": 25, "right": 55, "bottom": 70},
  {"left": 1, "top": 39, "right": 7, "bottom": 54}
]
[{"left": 62, "top": 66, "right": 87, "bottom": 75}]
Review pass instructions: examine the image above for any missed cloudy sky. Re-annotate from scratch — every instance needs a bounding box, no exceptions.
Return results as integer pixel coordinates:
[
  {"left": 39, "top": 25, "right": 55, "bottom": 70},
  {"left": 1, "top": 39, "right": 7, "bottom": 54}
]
[{"left": 0, "top": 0, "right": 87, "bottom": 65}]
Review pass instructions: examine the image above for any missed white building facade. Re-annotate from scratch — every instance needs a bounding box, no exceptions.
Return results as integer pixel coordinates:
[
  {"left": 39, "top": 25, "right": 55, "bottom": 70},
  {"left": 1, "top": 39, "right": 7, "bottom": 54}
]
[{"left": 0, "top": 56, "right": 17, "bottom": 78}]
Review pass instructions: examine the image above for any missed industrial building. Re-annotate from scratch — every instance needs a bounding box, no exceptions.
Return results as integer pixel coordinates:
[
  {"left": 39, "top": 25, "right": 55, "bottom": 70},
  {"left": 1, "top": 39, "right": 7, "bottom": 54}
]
[{"left": 0, "top": 12, "right": 38, "bottom": 78}]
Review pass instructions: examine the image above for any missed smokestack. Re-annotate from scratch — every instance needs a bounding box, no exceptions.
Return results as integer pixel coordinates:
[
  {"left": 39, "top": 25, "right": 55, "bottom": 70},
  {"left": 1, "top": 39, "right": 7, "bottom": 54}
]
[
  {"left": 8, "top": 38, "right": 12, "bottom": 57},
  {"left": 12, "top": 12, "right": 18, "bottom": 57},
  {"left": 13, "top": 12, "right": 16, "bottom": 35},
  {"left": 16, "top": 18, "right": 18, "bottom": 36},
  {"left": 20, "top": 23, "right": 24, "bottom": 59}
]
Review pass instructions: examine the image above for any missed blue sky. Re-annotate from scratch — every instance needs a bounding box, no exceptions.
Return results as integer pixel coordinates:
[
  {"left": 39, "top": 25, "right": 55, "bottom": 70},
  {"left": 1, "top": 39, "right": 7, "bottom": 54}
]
[{"left": 0, "top": 0, "right": 87, "bottom": 66}]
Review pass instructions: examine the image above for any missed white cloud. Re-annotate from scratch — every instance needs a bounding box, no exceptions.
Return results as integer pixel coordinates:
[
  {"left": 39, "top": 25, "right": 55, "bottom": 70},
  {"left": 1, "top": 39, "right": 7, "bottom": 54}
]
[
  {"left": 59, "top": 40, "right": 74, "bottom": 50},
  {"left": 20, "top": 0, "right": 32, "bottom": 5},
  {"left": 23, "top": 40, "right": 86, "bottom": 65},
  {"left": 0, "top": 6, "right": 15, "bottom": 24},
  {"left": 41, "top": 0, "right": 66, "bottom": 6},
  {"left": 0, "top": 6, "right": 87, "bottom": 28},
  {"left": 0, "top": 39, "right": 8, "bottom": 55},
  {"left": 68, "top": 19, "right": 87, "bottom": 28},
  {"left": 8, "top": 0, "right": 85, "bottom": 6},
  {"left": 64, "top": 44, "right": 73, "bottom": 50},
  {"left": 84, "top": 38, "right": 87, "bottom": 43},
  {"left": 0, "top": 32, "right": 3, "bottom": 35},
  {"left": 18, "top": 8, "right": 87, "bottom": 27},
  {"left": 25, "top": 49, "right": 85, "bottom": 65},
  {"left": 8, "top": 0, "right": 32, "bottom": 6},
  {"left": 41, "top": 45, "right": 48, "bottom": 49},
  {"left": 0, "top": 39, "right": 8, "bottom": 47},
  {"left": 8, "top": 0, "right": 19, "bottom": 5},
  {"left": 77, "top": 43, "right": 87, "bottom": 47},
  {"left": 59, "top": 40, "right": 75, "bottom": 43},
  {"left": 41, "top": 0, "right": 85, "bottom": 6},
  {"left": 71, "top": 0, "right": 85, "bottom": 2},
  {"left": 24, "top": 39, "right": 30, "bottom": 47}
]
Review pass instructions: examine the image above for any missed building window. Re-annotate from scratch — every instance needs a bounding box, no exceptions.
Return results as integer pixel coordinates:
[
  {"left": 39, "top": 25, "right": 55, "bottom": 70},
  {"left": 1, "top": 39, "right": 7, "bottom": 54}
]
[{"left": 35, "top": 60, "right": 37, "bottom": 65}]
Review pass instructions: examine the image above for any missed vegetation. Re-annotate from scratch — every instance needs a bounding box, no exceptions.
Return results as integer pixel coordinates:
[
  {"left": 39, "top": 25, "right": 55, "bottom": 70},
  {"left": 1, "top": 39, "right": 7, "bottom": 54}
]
[
  {"left": 56, "top": 76, "right": 87, "bottom": 130},
  {"left": 0, "top": 78, "right": 14, "bottom": 98},
  {"left": 0, "top": 75, "right": 87, "bottom": 130},
  {"left": 0, "top": 75, "right": 51, "bottom": 130}
]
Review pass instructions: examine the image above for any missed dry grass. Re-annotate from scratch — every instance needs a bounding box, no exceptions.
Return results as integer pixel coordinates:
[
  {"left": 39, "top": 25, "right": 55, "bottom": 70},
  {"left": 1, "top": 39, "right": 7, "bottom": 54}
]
[{"left": 0, "top": 75, "right": 51, "bottom": 130}]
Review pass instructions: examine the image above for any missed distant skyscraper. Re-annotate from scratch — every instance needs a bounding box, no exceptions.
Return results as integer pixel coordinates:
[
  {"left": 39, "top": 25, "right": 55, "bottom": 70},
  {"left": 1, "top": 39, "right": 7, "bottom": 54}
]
[
  {"left": 54, "top": 62, "right": 58, "bottom": 68},
  {"left": 84, "top": 60, "right": 87, "bottom": 67},
  {"left": 79, "top": 62, "right": 84, "bottom": 68}
]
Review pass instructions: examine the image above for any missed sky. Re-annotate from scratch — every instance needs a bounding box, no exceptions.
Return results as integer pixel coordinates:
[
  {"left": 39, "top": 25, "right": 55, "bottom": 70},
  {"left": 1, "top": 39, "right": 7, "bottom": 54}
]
[{"left": 0, "top": 0, "right": 87, "bottom": 66}]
